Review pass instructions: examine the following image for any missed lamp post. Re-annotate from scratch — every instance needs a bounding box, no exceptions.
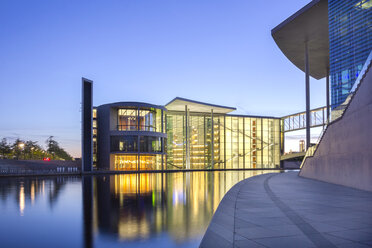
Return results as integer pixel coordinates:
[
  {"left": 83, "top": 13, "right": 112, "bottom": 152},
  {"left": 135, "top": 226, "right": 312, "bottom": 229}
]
[{"left": 18, "top": 142, "right": 25, "bottom": 160}]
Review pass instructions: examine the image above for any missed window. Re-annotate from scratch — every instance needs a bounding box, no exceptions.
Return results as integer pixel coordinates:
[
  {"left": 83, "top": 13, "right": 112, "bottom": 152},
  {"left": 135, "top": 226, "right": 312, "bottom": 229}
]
[
  {"left": 341, "top": 69, "right": 349, "bottom": 83},
  {"left": 117, "top": 107, "right": 164, "bottom": 132},
  {"left": 139, "top": 109, "right": 157, "bottom": 131},
  {"left": 111, "top": 136, "right": 137, "bottom": 152},
  {"left": 118, "top": 109, "right": 137, "bottom": 131},
  {"left": 140, "top": 136, "right": 162, "bottom": 152}
]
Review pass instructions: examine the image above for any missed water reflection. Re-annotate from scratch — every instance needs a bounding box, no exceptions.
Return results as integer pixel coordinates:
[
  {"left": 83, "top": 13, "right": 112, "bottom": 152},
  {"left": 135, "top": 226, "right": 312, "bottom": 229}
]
[
  {"left": 91, "top": 170, "right": 276, "bottom": 246},
  {"left": 0, "top": 176, "right": 79, "bottom": 215},
  {"left": 0, "top": 171, "right": 277, "bottom": 248}
]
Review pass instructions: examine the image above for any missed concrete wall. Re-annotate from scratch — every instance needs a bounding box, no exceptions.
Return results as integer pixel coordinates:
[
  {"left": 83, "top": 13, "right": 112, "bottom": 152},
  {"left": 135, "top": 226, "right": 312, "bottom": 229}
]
[
  {"left": 282, "top": 160, "right": 301, "bottom": 169},
  {"left": 300, "top": 64, "right": 372, "bottom": 192},
  {"left": 82, "top": 78, "right": 93, "bottom": 172},
  {"left": 97, "top": 105, "right": 111, "bottom": 170},
  {"left": 0, "top": 159, "right": 81, "bottom": 170}
]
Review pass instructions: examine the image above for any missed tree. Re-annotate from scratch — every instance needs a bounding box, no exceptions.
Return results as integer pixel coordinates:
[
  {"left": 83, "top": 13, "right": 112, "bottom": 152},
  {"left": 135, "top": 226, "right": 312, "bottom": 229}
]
[
  {"left": 45, "top": 136, "right": 73, "bottom": 161},
  {"left": 0, "top": 138, "right": 11, "bottom": 158},
  {"left": 11, "top": 139, "right": 25, "bottom": 160},
  {"left": 24, "top": 140, "right": 42, "bottom": 160},
  {"left": 0, "top": 136, "right": 73, "bottom": 161}
]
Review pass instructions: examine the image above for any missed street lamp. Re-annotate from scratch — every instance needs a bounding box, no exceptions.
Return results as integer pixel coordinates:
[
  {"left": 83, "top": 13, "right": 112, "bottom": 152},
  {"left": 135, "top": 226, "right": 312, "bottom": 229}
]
[{"left": 17, "top": 142, "right": 25, "bottom": 160}]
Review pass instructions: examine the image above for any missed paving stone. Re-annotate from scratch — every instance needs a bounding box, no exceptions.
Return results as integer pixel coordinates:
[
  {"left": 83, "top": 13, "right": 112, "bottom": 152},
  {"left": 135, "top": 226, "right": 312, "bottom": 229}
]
[
  {"left": 235, "top": 226, "right": 298, "bottom": 239},
  {"left": 199, "top": 229, "right": 232, "bottom": 248},
  {"left": 360, "top": 240, "right": 372, "bottom": 246},
  {"left": 253, "top": 235, "right": 315, "bottom": 248},
  {"left": 212, "top": 212, "right": 235, "bottom": 227},
  {"left": 234, "top": 239, "right": 266, "bottom": 248},
  {"left": 301, "top": 222, "right": 349, "bottom": 232},
  {"left": 322, "top": 234, "right": 355, "bottom": 245},
  {"left": 199, "top": 172, "right": 372, "bottom": 248},
  {"left": 322, "top": 219, "right": 371, "bottom": 230},
  {"left": 208, "top": 222, "right": 234, "bottom": 243},
  {"left": 335, "top": 242, "right": 372, "bottom": 248},
  {"left": 234, "top": 217, "right": 259, "bottom": 229},
  {"left": 327, "top": 230, "right": 372, "bottom": 242}
]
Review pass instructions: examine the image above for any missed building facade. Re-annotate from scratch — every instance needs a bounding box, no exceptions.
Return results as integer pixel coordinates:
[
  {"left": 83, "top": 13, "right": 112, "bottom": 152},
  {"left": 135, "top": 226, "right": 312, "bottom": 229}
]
[
  {"left": 96, "top": 102, "right": 167, "bottom": 171},
  {"left": 94, "top": 98, "right": 282, "bottom": 171},
  {"left": 329, "top": 0, "right": 372, "bottom": 109}
]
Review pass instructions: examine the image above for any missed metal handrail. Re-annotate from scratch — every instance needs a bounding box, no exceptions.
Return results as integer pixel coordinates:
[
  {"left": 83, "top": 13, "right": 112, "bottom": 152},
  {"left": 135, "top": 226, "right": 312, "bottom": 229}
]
[
  {"left": 117, "top": 124, "right": 157, "bottom": 131},
  {"left": 351, "top": 50, "right": 372, "bottom": 93},
  {"left": 300, "top": 144, "right": 317, "bottom": 168}
]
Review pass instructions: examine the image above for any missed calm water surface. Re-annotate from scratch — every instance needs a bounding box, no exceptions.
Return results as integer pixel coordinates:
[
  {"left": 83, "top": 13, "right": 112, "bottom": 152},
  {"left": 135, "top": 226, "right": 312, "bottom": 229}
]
[{"left": 0, "top": 171, "right": 277, "bottom": 248}]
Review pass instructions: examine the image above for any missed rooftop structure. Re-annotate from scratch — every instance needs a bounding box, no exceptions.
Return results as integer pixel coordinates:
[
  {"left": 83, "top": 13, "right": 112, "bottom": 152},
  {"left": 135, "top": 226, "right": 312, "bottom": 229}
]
[
  {"left": 272, "top": 0, "right": 329, "bottom": 80},
  {"left": 272, "top": 0, "right": 330, "bottom": 150},
  {"left": 165, "top": 97, "right": 236, "bottom": 114}
]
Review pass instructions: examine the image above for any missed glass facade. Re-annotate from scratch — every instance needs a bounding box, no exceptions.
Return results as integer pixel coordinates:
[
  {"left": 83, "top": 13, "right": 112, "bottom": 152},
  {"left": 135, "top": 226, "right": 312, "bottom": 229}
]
[
  {"left": 118, "top": 108, "right": 138, "bottom": 131},
  {"left": 95, "top": 102, "right": 281, "bottom": 171},
  {"left": 111, "top": 135, "right": 138, "bottom": 152},
  {"left": 109, "top": 106, "right": 166, "bottom": 171},
  {"left": 139, "top": 136, "right": 162, "bottom": 153},
  {"left": 114, "top": 154, "right": 163, "bottom": 170},
  {"left": 118, "top": 108, "right": 164, "bottom": 132},
  {"left": 166, "top": 111, "right": 281, "bottom": 170},
  {"left": 329, "top": 0, "right": 372, "bottom": 109}
]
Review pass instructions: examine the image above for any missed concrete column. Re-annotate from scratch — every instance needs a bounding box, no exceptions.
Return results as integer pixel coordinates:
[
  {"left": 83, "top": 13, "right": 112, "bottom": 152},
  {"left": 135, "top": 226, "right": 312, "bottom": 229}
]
[
  {"left": 305, "top": 43, "right": 311, "bottom": 150},
  {"left": 280, "top": 120, "right": 284, "bottom": 169},
  {"left": 280, "top": 119, "right": 285, "bottom": 154},
  {"left": 211, "top": 109, "right": 214, "bottom": 169},
  {"left": 137, "top": 107, "right": 140, "bottom": 172},
  {"left": 161, "top": 110, "right": 164, "bottom": 170},
  {"left": 185, "top": 105, "right": 190, "bottom": 169},
  {"left": 243, "top": 117, "right": 245, "bottom": 169},
  {"left": 326, "top": 68, "right": 330, "bottom": 123},
  {"left": 82, "top": 78, "right": 93, "bottom": 173},
  {"left": 223, "top": 116, "right": 226, "bottom": 170}
]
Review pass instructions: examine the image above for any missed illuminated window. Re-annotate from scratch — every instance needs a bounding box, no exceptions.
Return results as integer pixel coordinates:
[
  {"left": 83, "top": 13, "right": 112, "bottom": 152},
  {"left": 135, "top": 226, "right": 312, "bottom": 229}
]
[
  {"left": 115, "top": 155, "right": 138, "bottom": 170},
  {"left": 118, "top": 108, "right": 138, "bottom": 131},
  {"left": 114, "top": 154, "right": 162, "bottom": 170}
]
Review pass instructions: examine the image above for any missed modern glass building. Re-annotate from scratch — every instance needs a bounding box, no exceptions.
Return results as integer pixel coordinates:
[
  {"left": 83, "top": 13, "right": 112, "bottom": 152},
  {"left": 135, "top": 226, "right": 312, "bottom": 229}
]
[
  {"left": 271, "top": 0, "right": 371, "bottom": 149},
  {"left": 329, "top": 0, "right": 372, "bottom": 109},
  {"left": 94, "top": 98, "right": 282, "bottom": 171},
  {"left": 166, "top": 98, "right": 281, "bottom": 170},
  {"left": 96, "top": 102, "right": 167, "bottom": 171}
]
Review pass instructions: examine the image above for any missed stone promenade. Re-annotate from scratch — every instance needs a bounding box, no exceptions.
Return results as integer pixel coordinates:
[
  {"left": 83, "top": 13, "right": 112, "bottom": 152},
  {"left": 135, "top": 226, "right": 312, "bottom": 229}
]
[{"left": 200, "top": 171, "right": 372, "bottom": 248}]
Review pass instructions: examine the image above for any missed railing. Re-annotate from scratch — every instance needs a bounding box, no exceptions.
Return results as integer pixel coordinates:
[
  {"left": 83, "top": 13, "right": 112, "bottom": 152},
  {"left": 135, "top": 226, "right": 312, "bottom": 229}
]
[
  {"left": 117, "top": 125, "right": 157, "bottom": 132},
  {"left": 300, "top": 50, "right": 372, "bottom": 168},
  {"left": 300, "top": 144, "right": 317, "bottom": 168},
  {"left": 0, "top": 167, "right": 81, "bottom": 176},
  {"left": 282, "top": 106, "right": 327, "bottom": 132},
  {"left": 117, "top": 125, "right": 137, "bottom": 131}
]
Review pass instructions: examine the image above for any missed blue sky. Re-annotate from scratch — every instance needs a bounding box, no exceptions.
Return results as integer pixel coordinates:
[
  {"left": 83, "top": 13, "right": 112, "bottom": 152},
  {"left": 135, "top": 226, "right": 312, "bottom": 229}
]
[{"left": 0, "top": 0, "right": 326, "bottom": 157}]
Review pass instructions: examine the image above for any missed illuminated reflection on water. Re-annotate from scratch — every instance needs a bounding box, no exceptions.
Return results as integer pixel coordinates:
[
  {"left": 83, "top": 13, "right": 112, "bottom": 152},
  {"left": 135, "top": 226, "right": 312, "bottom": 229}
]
[{"left": 0, "top": 170, "right": 278, "bottom": 247}]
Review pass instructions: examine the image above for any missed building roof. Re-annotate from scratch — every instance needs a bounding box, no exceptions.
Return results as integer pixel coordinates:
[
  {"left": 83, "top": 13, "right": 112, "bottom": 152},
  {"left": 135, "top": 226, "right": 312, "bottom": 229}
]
[
  {"left": 271, "top": 0, "right": 329, "bottom": 80},
  {"left": 98, "top": 101, "right": 167, "bottom": 111},
  {"left": 165, "top": 97, "right": 236, "bottom": 114}
]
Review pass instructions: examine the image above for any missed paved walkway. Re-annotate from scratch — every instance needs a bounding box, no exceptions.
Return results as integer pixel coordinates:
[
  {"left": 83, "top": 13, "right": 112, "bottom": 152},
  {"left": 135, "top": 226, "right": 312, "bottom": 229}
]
[{"left": 200, "top": 172, "right": 372, "bottom": 248}]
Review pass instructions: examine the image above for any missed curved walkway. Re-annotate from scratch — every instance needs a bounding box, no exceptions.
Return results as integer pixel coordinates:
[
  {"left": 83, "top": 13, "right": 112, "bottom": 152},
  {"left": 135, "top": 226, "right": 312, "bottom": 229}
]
[{"left": 200, "top": 172, "right": 372, "bottom": 248}]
